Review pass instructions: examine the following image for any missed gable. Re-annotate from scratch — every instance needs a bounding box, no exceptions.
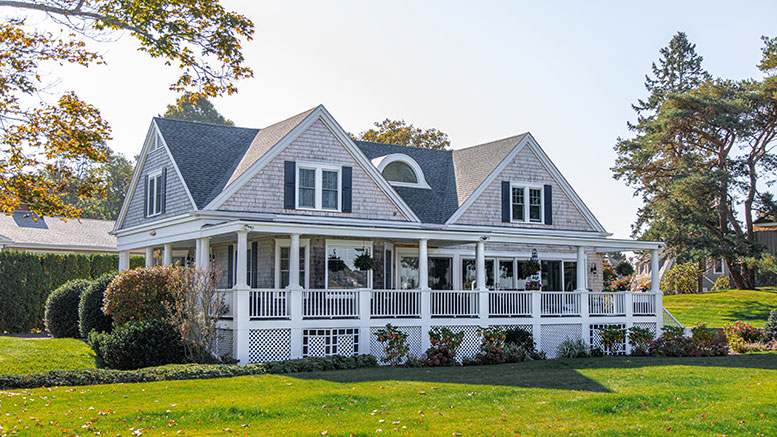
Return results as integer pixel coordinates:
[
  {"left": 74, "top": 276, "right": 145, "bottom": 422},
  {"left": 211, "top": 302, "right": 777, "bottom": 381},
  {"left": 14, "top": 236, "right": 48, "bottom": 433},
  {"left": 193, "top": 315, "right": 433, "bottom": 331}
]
[
  {"left": 451, "top": 142, "right": 601, "bottom": 232},
  {"left": 120, "top": 130, "right": 194, "bottom": 229},
  {"left": 220, "top": 118, "right": 411, "bottom": 221}
]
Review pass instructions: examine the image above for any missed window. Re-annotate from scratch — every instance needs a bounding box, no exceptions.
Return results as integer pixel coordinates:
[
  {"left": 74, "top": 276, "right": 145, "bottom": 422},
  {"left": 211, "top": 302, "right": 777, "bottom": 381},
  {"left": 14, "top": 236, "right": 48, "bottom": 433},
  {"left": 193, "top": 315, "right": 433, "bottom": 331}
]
[
  {"left": 399, "top": 256, "right": 418, "bottom": 290},
  {"left": 279, "top": 247, "right": 305, "bottom": 288},
  {"left": 564, "top": 261, "right": 578, "bottom": 291},
  {"left": 326, "top": 242, "right": 371, "bottom": 289},
  {"left": 510, "top": 183, "right": 543, "bottom": 223},
  {"left": 382, "top": 161, "right": 418, "bottom": 183},
  {"left": 297, "top": 164, "right": 341, "bottom": 211},
  {"left": 147, "top": 170, "right": 164, "bottom": 217},
  {"left": 713, "top": 258, "right": 724, "bottom": 274},
  {"left": 384, "top": 248, "right": 393, "bottom": 289},
  {"left": 461, "top": 258, "right": 495, "bottom": 290}
]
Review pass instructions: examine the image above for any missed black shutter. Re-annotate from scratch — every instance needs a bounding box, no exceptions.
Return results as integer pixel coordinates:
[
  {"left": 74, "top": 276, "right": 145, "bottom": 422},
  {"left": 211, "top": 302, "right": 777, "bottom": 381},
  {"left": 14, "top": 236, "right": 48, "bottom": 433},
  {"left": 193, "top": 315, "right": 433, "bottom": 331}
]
[
  {"left": 284, "top": 161, "right": 296, "bottom": 209},
  {"left": 250, "top": 241, "right": 258, "bottom": 288},
  {"left": 501, "top": 181, "right": 511, "bottom": 223},
  {"left": 342, "top": 166, "right": 352, "bottom": 213},
  {"left": 160, "top": 168, "right": 167, "bottom": 214},
  {"left": 143, "top": 175, "right": 149, "bottom": 218},
  {"left": 544, "top": 184, "right": 553, "bottom": 225},
  {"left": 227, "top": 245, "right": 234, "bottom": 288}
]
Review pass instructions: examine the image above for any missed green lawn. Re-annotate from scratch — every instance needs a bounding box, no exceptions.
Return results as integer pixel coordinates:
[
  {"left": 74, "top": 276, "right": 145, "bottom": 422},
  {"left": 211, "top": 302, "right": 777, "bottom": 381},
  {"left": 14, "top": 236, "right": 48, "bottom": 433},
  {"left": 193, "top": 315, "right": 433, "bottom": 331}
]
[
  {"left": 0, "top": 336, "right": 96, "bottom": 375},
  {"left": 1, "top": 354, "right": 776, "bottom": 435},
  {"left": 663, "top": 287, "right": 777, "bottom": 328}
]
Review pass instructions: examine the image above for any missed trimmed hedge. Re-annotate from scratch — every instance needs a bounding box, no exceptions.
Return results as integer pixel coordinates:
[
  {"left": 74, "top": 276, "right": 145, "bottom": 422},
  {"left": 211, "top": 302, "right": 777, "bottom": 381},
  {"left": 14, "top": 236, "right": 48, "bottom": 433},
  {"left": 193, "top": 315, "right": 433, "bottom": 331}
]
[
  {"left": 103, "top": 266, "right": 175, "bottom": 327},
  {"left": 0, "top": 355, "right": 379, "bottom": 389},
  {"left": 0, "top": 251, "right": 144, "bottom": 333},
  {"left": 78, "top": 272, "right": 116, "bottom": 337},
  {"left": 44, "top": 280, "right": 92, "bottom": 338},
  {"left": 89, "top": 320, "right": 186, "bottom": 370}
]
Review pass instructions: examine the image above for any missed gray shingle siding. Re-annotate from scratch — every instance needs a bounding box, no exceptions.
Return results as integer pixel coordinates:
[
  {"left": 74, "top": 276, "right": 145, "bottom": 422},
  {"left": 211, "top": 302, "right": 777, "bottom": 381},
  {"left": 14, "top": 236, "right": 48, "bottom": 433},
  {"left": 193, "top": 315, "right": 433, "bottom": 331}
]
[{"left": 121, "top": 144, "right": 193, "bottom": 229}]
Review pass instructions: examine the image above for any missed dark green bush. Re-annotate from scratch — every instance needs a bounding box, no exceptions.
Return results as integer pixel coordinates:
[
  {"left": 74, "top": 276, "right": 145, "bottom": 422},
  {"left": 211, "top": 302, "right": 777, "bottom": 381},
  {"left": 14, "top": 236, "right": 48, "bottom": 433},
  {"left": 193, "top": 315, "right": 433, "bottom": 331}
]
[
  {"left": 504, "top": 327, "right": 545, "bottom": 359},
  {"left": 0, "top": 251, "right": 145, "bottom": 333},
  {"left": 764, "top": 308, "right": 777, "bottom": 341},
  {"left": 103, "top": 266, "right": 175, "bottom": 326},
  {"left": 0, "top": 355, "right": 378, "bottom": 390},
  {"left": 44, "top": 279, "right": 92, "bottom": 338},
  {"left": 79, "top": 272, "right": 116, "bottom": 337},
  {"left": 91, "top": 319, "right": 185, "bottom": 370}
]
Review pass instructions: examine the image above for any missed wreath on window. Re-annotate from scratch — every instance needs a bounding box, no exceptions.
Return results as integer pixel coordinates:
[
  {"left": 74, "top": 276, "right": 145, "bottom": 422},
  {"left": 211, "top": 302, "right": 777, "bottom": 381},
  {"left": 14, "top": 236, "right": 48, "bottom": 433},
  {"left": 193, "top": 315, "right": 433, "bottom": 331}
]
[{"left": 353, "top": 252, "right": 376, "bottom": 271}]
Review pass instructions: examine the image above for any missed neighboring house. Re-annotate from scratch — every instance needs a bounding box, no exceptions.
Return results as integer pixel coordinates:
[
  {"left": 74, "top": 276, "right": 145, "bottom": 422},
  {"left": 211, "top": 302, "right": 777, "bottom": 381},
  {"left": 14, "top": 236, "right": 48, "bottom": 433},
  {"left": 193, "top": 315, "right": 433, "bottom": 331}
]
[
  {"left": 113, "top": 105, "right": 664, "bottom": 362},
  {"left": 0, "top": 209, "right": 120, "bottom": 255},
  {"left": 635, "top": 251, "right": 730, "bottom": 292}
]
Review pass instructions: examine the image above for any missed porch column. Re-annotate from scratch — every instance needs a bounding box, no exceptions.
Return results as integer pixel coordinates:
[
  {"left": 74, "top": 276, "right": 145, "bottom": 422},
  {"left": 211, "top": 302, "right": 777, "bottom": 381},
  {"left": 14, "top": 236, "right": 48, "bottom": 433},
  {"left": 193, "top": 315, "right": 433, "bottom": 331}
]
[
  {"left": 145, "top": 247, "right": 154, "bottom": 268},
  {"left": 233, "top": 230, "right": 250, "bottom": 364},
  {"left": 200, "top": 237, "right": 210, "bottom": 272},
  {"left": 287, "top": 234, "right": 302, "bottom": 290},
  {"left": 163, "top": 243, "right": 173, "bottom": 266},
  {"left": 576, "top": 246, "right": 586, "bottom": 291},
  {"left": 118, "top": 250, "right": 130, "bottom": 272},
  {"left": 418, "top": 239, "right": 429, "bottom": 290},
  {"left": 194, "top": 239, "right": 202, "bottom": 269},
  {"left": 650, "top": 249, "right": 661, "bottom": 292},
  {"left": 476, "top": 240, "right": 487, "bottom": 290}
]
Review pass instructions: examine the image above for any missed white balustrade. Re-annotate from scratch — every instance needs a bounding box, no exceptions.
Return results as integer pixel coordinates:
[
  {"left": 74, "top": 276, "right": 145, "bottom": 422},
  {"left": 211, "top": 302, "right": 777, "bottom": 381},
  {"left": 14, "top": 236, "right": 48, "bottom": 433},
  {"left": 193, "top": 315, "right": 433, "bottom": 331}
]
[
  {"left": 303, "top": 289, "right": 360, "bottom": 319},
  {"left": 540, "top": 292, "right": 582, "bottom": 317},
  {"left": 588, "top": 292, "right": 626, "bottom": 316},
  {"left": 430, "top": 290, "right": 479, "bottom": 318},
  {"left": 371, "top": 289, "right": 421, "bottom": 318},
  {"left": 249, "top": 289, "right": 290, "bottom": 319},
  {"left": 632, "top": 292, "right": 657, "bottom": 316},
  {"left": 488, "top": 291, "right": 533, "bottom": 317}
]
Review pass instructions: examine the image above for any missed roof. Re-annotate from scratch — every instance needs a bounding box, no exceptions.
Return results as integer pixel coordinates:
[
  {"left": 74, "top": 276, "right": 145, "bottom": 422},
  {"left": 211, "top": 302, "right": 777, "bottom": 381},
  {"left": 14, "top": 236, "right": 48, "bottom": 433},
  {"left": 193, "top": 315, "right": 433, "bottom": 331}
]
[
  {"left": 0, "top": 211, "right": 117, "bottom": 251},
  {"left": 154, "top": 117, "right": 259, "bottom": 208},
  {"left": 451, "top": 134, "right": 527, "bottom": 204}
]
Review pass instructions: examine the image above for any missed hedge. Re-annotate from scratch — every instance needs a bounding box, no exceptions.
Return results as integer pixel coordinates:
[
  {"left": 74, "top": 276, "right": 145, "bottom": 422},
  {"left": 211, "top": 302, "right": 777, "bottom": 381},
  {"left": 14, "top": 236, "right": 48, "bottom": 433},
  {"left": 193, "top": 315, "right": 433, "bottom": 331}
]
[
  {"left": 0, "top": 355, "right": 379, "bottom": 390},
  {"left": 0, "top": 251, "right": 144, "bottom": 333},
  {"left": 44, "top": 279, "right": 92, "bottom": 338},
  {"left": 78, "top": 272, "right": 116, "bottom": 337}
]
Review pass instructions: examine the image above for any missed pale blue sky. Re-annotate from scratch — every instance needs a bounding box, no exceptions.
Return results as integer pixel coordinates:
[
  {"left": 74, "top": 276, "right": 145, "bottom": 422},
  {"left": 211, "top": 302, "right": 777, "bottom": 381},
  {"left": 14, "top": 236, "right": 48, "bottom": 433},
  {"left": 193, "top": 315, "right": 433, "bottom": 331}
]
[{"left": 20, "top": 1, "right": 777, "bottom": 237}]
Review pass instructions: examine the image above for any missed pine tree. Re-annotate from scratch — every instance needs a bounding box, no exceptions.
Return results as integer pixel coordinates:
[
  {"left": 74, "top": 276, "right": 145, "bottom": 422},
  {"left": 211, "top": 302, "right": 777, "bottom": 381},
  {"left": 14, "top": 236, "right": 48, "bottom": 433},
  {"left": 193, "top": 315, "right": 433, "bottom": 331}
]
[{"left": 164, "top": 93, "right": 234, "bottom": 126}]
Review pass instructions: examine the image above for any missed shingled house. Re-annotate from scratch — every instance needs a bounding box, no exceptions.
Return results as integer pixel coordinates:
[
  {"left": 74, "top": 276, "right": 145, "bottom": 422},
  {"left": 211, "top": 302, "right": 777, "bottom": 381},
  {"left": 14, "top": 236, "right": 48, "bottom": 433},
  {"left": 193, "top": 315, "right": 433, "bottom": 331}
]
[{"left": 112, "top": 105, "right": 664, "bottom": 362}]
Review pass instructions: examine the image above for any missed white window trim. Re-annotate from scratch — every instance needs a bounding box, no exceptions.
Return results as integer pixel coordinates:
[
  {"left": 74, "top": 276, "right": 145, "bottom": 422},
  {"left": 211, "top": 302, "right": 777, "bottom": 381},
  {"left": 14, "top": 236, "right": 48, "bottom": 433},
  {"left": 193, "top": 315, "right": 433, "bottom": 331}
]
[
  {"left": 274, "top": 238, "right": 310, "bottom": 289},
  {"left": 324, "top": 239, "right": 373, "bottom": 289},
  {"left": 296, "top": 162, "right": 342, "bottom": 211},
  {"left": 510, "top": 182, "right": 544, "bottom": 224},
  {"left": 713, "top": 258, "right": 724, "bottom": 275},
  {"left": 147, "top": 169, "right": 164, "bottom": 217},
  {"left": 372, "top": 153, "right": 431, "bottom": 189}
]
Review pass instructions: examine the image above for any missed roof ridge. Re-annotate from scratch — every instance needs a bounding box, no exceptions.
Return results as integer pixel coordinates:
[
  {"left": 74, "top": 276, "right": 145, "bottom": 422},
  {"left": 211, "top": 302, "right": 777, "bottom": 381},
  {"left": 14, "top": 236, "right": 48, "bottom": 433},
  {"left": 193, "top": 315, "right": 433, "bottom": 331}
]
[
  {"left": 153, "top": 116, "right": 257, "bottom": 131},
  {"left": 454, "top": 133, "right": 529, "bottom": 153}
]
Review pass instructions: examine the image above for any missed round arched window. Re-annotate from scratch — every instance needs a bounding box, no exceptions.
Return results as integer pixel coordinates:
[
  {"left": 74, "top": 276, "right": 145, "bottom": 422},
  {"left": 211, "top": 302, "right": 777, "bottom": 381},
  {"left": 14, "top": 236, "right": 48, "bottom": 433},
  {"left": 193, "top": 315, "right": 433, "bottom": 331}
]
[{"left": 382, "top": 161, "right": 418, "bottom": 183}]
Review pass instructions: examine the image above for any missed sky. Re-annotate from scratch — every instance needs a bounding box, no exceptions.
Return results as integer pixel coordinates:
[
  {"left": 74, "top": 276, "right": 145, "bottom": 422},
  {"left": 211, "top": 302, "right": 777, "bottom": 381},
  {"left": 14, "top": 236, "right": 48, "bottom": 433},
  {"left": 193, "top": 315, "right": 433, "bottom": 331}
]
[{"left": 13, "top": 1, "right": 777, "bottom": 238}]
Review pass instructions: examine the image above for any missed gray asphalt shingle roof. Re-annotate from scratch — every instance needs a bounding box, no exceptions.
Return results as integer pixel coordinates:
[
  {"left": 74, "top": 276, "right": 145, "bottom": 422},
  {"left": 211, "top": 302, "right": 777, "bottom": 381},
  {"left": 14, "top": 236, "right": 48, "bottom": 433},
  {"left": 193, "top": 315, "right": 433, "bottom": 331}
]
[{"left": 0, "top": 211, "right": 117, "bottom": 250}]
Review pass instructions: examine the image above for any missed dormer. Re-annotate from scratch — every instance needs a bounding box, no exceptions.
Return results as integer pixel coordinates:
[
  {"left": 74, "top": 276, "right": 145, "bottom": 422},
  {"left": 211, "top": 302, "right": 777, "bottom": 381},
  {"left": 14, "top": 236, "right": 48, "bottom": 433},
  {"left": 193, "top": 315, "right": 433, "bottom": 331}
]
[{"left": 372, "top": 153, "right": 431, "bottom": 189}]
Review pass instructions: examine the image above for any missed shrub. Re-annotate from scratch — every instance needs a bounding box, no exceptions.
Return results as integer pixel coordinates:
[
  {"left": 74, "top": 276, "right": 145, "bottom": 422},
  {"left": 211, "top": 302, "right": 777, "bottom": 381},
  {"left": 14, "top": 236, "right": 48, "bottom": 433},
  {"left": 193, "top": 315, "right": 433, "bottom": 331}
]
[
  {"left": 691, "top": 322, "right": 715, "bottom": 346},
  {"left": 611, "top": 277, "right": 631, "bottom": 291},
  {"left": 79, "top": 272, "right": 116, "bottom": 337},
  {"left": 44, "top": 279, "right": 92, "bottom": 338},
  {"left": 710, "top": 275, "right": 731, "bottom": 291},
  {"left": 615, "top": 261, "right": 634, "bottom": 277},
  {"left": 475, "top": 326, "right": 506, "bottom": 365},
  {"left": 660, "top": 261, "right": 702, "bottom": 295},
  {"left": 661, "top": 325, "right": 685, "bottom": 340},
  {"left": 90, "top": 319, "right": 185, "bottom": 370},
  {"left": 424, "top": 327, "right": 464, "bottom": 366},
  {"left": 764, "top": 308, "right": 777, "bottom": 341},
  {"left": 627, "top": 326, "right": 654, "bottom": 356},
  {"left": 262, "top": 354, "right": 378, "bottom": 373},
  {"left": 649, "top": 336, "right": 728, "bottom": 357},
  {"left": 504, "top": 327, "right": 544, "bottom": 360},
  {"left": 103, "top": 266, "right": 175, "bottom": 326},
  {"left": 503, "top": 343, "right": 530, "bottom": 363},
  {"left": 724, "top": 321, "right": 762, "bottom": 344},
  {"left": 556, "top": 338, "right": 590, "bottom": 359},
  {"left": 598, "top": 325, "right": 626, "bottom": 355},
  {"left": 374, "top": 324, "right": 410, "bottom": 366}
]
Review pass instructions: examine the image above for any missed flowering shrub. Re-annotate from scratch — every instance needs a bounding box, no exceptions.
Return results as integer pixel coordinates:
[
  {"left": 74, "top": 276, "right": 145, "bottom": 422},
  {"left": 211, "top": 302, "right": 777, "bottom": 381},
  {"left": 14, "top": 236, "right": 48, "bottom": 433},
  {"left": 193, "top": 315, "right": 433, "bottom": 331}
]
[
  {"left": 661, "top": 325, "right": 685, "bottom": 340},
  {"left": 611, "top": 277, "right": 631, "bottom": 291},
  {"left": 374, "top": 324, "right": 409, "bottom": 366},
  {"left": 598, "top": 325, "right": 626, "bottom": 355},
  {"left": 660, "top": 262, "right": 702, "bottom": 295},
  {"left": 103, "top": 266, "right": 175, "bottom": 327},
  {"left": 627, "top": 326, "right": 654, "bottom": 355},
  {"left": 648, "top": 336, "right": 728, "bottom": 357},
  {"left": 724, "top": 321, "right": 762, "bottom": 343},
  {"left": 424, "top": 327, "right": 464, "bottom": 366},
  {"left": 691, "top": 322, "right": 715, "bottom": 345},
  {"left": 710, "top": 275, "right": 730, "bottom": 291},
  {"left": 475, "top": 326, "right": 506, "bottom": 365}
]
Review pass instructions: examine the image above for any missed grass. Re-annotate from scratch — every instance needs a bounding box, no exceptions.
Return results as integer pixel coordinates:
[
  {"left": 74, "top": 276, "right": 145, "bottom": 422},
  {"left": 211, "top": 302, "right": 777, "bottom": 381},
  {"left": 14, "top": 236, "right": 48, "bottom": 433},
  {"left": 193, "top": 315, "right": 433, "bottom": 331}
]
[
  {"left": 1, "top": 354, "right": 776, "bottom": 436},
  {"left": 663, "top": 287, "right": 777, "bottom": 328},
  {"left": 0, "top": 336, "right": 95, "bottom": 375}
]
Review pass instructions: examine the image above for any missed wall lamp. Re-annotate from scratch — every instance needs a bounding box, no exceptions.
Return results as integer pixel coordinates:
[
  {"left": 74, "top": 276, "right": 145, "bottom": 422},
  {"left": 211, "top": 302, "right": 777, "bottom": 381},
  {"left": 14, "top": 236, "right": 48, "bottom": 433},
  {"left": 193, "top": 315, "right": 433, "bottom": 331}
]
[
  {"left": 590, "top": 264, "right": 598, "bottom": 274},
  {"left": 243, "top": 224, "right": 254, "bottom": 231}
]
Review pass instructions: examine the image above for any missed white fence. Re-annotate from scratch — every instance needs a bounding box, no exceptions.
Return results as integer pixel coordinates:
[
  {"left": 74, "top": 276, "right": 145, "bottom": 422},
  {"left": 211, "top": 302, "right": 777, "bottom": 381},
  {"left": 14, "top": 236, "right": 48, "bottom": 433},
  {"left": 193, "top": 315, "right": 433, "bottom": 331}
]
[
  {"left": 371, "top": 289, "right": 421, "bottom": 318},
  {"left": 303, "top": 290, "right": 360, "bottom": 319},
  {"left": 430, "top": 290, "right": 479, "bottom": 317},
  {"left": 588, "top": 292, "right": 626, "bottom": 316},
  {"left": 541, "top": 292, "right": 582, "bottom": 317},
  {"left": 489, "top": 291, "right": 532, "bottom": 317}
]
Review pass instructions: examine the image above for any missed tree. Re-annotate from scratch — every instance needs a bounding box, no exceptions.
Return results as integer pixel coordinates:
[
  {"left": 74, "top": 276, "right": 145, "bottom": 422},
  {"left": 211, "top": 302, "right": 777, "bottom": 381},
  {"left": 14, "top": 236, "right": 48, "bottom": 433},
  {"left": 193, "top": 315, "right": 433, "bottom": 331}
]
[
  {"left": 0, "top": 1, "right": 253, "bottom": 219},
  {"left": 164, "top": 92, "right": 234, "bottom": 125},
  {"left": 615, "top": 261, "right": 635, "bottom": 278},
  {"left": 353, "top": 119, "right": 450, "bottom": 150}
]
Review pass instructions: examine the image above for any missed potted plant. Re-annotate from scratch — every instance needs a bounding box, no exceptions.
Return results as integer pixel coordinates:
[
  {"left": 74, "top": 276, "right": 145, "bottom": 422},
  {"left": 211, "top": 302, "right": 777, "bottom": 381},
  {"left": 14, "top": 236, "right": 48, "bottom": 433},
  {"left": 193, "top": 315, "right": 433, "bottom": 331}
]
[
  {"left": 525, "top": 279, "right": 542, "bottom": 291},
  {"left": 353, "top": 252, "right": 375, "bottom": 271}
]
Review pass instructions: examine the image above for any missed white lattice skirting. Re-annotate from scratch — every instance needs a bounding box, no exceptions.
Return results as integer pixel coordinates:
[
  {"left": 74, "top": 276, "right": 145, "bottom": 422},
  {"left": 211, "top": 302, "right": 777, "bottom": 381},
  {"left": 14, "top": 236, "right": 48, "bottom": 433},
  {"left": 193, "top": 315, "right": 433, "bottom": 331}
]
[
  {"left": 541, "top": 324, "right": 583, "bottom": 359},
  {"left": 369, "top": 326, "right": 423, "bottom": 361},
  {"left": 215, "top": 329, "right": 233, "bottom": 358},
  {"left": 303, "top": 328, "right": 359, "bottom": 357},
  {"left": 589, "top": 323, "right": 627, "bottom": 355},
  {"left": 248, "top": 329, "right": 292, "bottom": 363}
]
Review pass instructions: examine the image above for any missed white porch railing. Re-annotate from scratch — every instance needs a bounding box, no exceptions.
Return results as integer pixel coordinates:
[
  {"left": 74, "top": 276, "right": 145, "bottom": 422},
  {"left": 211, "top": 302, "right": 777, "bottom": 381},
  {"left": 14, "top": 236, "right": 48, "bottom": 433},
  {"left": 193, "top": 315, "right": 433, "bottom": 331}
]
[
  {"left": 540, "top": 292, "right": 582, "bottom": 317},
  {"left": 430, "top": 290, "right": 479, "bottom": 318},
  {"left": 371, "top": 289, "right": 421, "bottom": 318},
  {"left": 249, "top": 289, "right": 290, "bottom": 319},
  {"left": 588, "top": 292, "right": 626, "bottom": 316},
  {"left": 633, "top": 293, "right": 657, "bottom": 316},
  {"left": 489, "top": 290, "right": 532, "bottom": 317},
  {"left": 303, "top": 290, "right": 360, "bottom": 319},
  {"left": 662, "top": 308, "right": 684, "bottom": 329}
]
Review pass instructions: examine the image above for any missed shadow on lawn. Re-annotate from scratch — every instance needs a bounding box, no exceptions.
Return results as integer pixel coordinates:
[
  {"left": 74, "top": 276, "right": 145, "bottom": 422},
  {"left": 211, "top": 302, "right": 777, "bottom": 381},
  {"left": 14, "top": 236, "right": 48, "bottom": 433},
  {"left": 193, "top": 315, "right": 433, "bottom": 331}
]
[{"left": 290, "top": 353, "right": 777, "bottom": 393}]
